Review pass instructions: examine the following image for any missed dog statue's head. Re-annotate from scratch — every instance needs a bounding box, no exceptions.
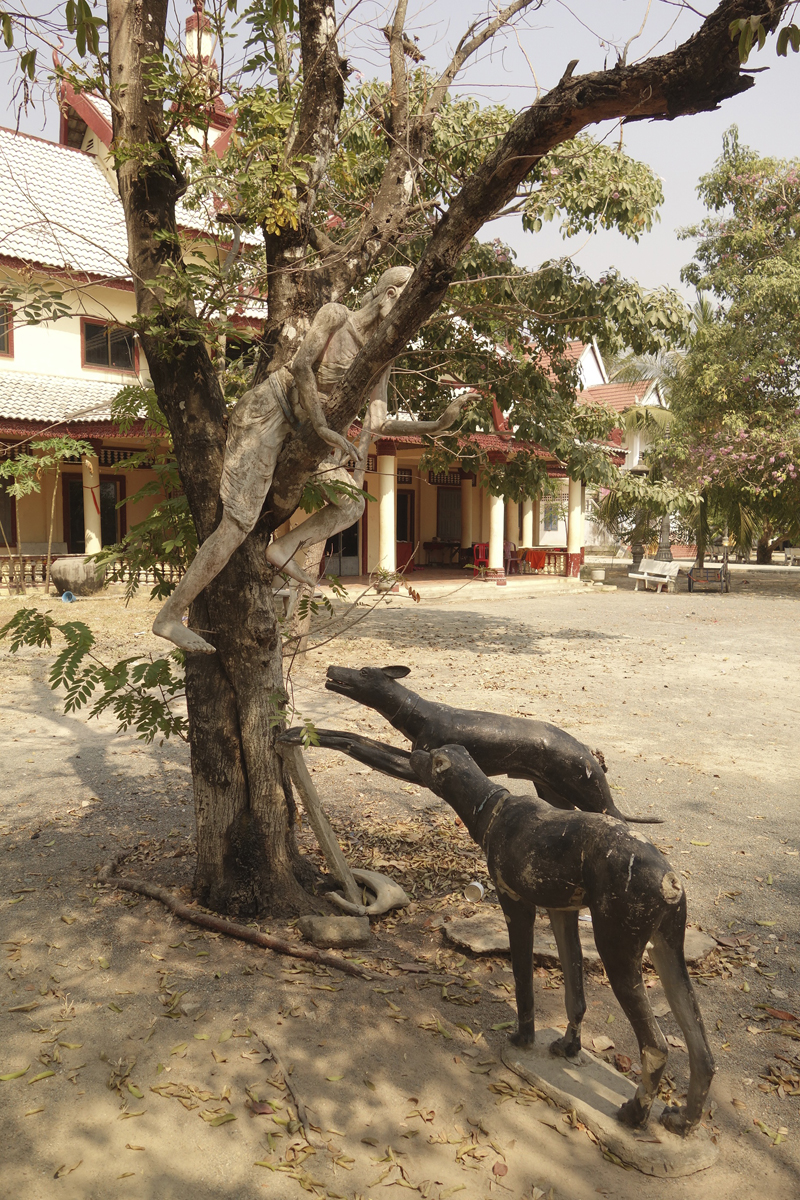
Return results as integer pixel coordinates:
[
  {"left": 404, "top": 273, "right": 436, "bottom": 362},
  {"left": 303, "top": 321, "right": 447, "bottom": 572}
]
[{"left": 325, "top": 665, "right": 411, "bottom": 705}]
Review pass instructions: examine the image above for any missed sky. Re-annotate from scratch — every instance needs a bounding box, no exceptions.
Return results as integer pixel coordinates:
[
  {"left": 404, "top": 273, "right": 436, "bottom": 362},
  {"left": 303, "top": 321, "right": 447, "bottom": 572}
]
[{"left": 1, "top": 1, "right": 797, "bottom": 299}]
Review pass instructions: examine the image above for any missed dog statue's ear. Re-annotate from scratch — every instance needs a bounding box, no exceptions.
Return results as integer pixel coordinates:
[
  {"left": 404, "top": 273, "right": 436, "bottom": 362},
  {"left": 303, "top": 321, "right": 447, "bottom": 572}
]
[
  {"left": 381, "top": 665, "right": 411, "bottom": 679},
  {"left": 431, "top": 751, "right": 451, "bottom": 776}
]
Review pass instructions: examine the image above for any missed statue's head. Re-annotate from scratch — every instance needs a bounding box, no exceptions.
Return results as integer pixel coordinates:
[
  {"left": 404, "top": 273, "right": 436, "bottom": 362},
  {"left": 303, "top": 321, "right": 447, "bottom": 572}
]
[{"left": 361, "top": 266, "right": 413, "bottom": 318}]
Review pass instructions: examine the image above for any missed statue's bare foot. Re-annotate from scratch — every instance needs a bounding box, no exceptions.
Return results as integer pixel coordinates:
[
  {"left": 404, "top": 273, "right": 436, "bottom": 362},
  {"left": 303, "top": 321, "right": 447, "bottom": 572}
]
[
  {"left": 152, "top": 615, "right": 216, "bottom": 654},
  {"left": 265, "top": 550, "right": 317, "bottom": 588}
]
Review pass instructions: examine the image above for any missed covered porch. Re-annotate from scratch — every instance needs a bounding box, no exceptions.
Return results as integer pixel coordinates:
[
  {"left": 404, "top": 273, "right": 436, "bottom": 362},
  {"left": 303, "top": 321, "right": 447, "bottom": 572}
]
[{"left": 357, "top": 434, "right": 586, "bottom": 585}]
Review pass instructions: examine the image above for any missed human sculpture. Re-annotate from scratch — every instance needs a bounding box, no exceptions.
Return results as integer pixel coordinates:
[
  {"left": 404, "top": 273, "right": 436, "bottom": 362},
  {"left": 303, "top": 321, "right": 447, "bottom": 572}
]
[
  {"left": 152, "top": 266, "right": 468, "bottom": 654},
  {"left": 411, "top": 743, "right": 714, "bottom": 1137}
]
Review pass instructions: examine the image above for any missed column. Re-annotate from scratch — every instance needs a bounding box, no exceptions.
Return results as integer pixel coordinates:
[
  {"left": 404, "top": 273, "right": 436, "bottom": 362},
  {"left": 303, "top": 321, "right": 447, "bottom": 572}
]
[
  {"left": 460, "top": 474, "right": 473, "bottom": 549},
  {"left": 655, "top": 512, "right": 673, "bottom": 562},
  {"left": 81, "top": 452, "right": 102, "bottom": 554},
  {"left": 521, "top": 498, "right": 534, "bottom": 547},
  {"left": 504, "top": 499, "right": 518, "bottom": 544},
  {"left": 566, "top": 475, "right": 583, "bottom": 577},
  {"left": 488, "top": 491, "right": 505, "bottom": 584},
  {"left": 377, "top": 450, "right": 396, "bottom": 573}
]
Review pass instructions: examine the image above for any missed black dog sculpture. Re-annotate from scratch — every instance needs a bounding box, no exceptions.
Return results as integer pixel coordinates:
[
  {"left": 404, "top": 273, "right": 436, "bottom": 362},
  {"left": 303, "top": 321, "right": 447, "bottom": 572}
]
[
  {"left": 325, "top": 665, "right": 658, "bottom": 823},
  {"left": 409, "top": 743, "right": 714, "bottom": 1137}
]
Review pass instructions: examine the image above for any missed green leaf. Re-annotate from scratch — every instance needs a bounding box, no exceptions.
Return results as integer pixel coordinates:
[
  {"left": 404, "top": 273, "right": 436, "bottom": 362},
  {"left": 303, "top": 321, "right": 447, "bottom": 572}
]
[{"left": 0, "top": 1065, "right": 30, "bottom": 1080}]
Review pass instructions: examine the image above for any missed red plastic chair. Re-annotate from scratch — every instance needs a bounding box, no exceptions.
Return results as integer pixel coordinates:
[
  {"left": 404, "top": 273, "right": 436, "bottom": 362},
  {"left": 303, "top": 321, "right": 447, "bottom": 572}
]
[{"left": 473, "top": 542, "right": 489, "bottom": 576}]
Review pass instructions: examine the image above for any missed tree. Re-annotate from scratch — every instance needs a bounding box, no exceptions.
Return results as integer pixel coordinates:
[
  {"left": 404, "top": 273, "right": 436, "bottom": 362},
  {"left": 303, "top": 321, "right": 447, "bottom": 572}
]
[
  {"left": 0, "top": 1, "right": 791, "bottom": 915},
  {"left": 664, "top": 128, "right": 800, "bottom": 562}
]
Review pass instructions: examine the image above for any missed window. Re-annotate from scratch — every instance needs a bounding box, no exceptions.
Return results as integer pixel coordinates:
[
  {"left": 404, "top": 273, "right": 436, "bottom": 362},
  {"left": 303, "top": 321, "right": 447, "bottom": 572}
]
[
  {"left": 82, "top": 319, "right": 136, "bottom": 371},
  {"left": 542, "top": 502, "right": 560, "bottom": 532},
  {"left": 397, "top": 467, "right": 413, "bottom": 485},
  {"left": 0, "top": 304, "right": 12, "bottom": 357}
]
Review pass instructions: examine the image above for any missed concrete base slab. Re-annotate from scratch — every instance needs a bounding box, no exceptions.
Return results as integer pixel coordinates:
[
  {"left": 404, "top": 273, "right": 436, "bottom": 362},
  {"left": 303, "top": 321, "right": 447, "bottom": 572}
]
[
  {"left": 502, "top": 1031, "right": 718, "bottom": 1177},
  {"left": 442, "top": 911, "right": 716, "bottom": 966}
]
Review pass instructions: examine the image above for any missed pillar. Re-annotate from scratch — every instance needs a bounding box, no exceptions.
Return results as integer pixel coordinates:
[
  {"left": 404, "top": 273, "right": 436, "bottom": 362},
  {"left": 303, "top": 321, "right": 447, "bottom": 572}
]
[
  {"left": 377, "top": 451, "right": 396, "bottom": 573},
  {"left": 81, "top": 452, "right": 102, "bottom": 554},
  {"left": 521, "top": 498, "right": 534, "bottom": 547},
  {"left": 655, "top": 512, "right": 673, "bottom": 562},
  {"left": 505, "top": 499, "right": 518, "bottom": 544},
  {"left": 488, "top": 492, "right": 506, "bottom": 584},
  {"left": 460, "top": 475, "right": 473, "bottom": 549},
  {"left": 566, "top": 475, "right": 583, "bottom": 577}
]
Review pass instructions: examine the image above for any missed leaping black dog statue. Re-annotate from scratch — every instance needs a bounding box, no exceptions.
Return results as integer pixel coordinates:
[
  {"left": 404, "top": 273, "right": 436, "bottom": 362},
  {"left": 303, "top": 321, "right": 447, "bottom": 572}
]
[
  {"left": 323, "top": 665, "right": 658, "bottom": 823},
  {"left": 410, "top": 743, "right": 714, "bottom": 1137}
]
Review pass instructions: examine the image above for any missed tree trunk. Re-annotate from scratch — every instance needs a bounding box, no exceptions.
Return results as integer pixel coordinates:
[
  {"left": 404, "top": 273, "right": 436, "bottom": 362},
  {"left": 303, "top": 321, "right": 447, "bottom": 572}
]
[
  {"left": 286, "top": 541, "right": 327, "bottom": 659},
  {"left": 756, "top": 537, "right": 773, "bottom": 565},
  {"left": 107, "top": 0, "right": 314, "bottom": 916}
]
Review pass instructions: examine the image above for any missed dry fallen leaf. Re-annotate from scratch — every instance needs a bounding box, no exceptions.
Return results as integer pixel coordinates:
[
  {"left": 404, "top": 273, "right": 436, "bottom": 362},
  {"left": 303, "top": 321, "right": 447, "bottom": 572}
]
[
  {"left": 53, "top": 1161, "right": 82, "bottom": 1178},
  {"left": 591, "top": 1036, "right": 614, "bottom": 1053},
  {"left": 762, "top": 1006, "right": 800, "bottom": 1023}
]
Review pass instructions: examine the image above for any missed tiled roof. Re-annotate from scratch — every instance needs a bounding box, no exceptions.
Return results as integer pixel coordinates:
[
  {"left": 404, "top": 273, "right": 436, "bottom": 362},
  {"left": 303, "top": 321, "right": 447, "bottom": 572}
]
[
  {"left": 0, "top": 124, "right": 255, "bottom": 282},
  {"left": 581, "top": 380, "right": 656, "bottom": 412},
  {"left": 0, "top": 369, "right": 124, "bottom": 423},
  {"left": 0, "top": 127, "right": 131, "bottom": 278}
]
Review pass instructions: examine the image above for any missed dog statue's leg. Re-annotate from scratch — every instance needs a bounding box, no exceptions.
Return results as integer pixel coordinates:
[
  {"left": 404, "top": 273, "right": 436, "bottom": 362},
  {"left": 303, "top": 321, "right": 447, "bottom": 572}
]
[
  {"left": 594, "top": 923, "right": 668, "bottom": 1129},
  {"left": 648, "top": 923, "right": 715, "bottom": 1136},
  {"left": 498, "top": 895, "right": 536, "bottom": 1048},
  {"left": 546, "top": 909, "right": 586, "bottom": 1059}
]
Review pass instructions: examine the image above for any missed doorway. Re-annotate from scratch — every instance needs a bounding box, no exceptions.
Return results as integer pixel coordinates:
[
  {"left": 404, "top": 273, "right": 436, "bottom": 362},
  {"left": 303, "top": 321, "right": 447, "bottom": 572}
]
[
  {"left": 324, "top": 518, "right": 360, "bottom": 576},
  {"left": 63, "top": 474, "right": 126, "bottom": 554},
  {"left": 396, "top": 489, "right": 415, "bottom": 569},
  {"left": 436, "top": 487, "right": 461, "bottom": 542}
]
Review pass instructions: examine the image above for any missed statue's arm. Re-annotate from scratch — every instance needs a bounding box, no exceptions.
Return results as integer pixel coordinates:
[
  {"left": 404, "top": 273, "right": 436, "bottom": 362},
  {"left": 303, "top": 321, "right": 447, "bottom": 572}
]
[
  {"left": 289, "top": 305, "right": 358, "bottom": 462},
  {"left": 374, "top": 392, "right": 470, "bottom": 437}
]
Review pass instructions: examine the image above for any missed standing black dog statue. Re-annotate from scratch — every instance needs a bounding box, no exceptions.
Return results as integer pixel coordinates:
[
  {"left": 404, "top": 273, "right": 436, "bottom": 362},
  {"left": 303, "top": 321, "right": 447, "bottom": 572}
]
[
  {"left": 325, "top": 665, "right": 657, "bottom": 822},
  {"left": 409, "top": 744, "right": 714, "bottom": 1136}
]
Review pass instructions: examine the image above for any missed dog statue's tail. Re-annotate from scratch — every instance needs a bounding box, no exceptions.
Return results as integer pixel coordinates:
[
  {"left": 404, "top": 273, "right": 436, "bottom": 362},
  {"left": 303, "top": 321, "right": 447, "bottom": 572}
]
[{"left": 613, "top": 809, "right": 664, "bottom": 825}]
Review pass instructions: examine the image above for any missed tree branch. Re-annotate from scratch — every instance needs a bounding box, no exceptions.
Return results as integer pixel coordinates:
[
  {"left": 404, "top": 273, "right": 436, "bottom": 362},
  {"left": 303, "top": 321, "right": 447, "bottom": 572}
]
[
  {"left": 324, "top": 1, "right": 784, "bottom": 434},
  {"left": 425, "top": 0, "right": 543, "bottom": 117}
]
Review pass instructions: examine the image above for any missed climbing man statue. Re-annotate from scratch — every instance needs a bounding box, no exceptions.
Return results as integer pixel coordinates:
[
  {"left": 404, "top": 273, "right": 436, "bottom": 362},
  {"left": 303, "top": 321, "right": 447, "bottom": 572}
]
[{"left": 152, "top": 265, "right": 468, "bottom": 654}]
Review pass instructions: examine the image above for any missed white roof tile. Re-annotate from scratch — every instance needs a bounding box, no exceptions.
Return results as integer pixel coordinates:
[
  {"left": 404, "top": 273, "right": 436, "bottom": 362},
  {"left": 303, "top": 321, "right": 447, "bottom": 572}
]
[
  {"left": 0, "top": 127, "right": 131, "bottom": 278},
  {"left": 0, "top": 369, "right": 123, "bottom": 422},
  {"left": 0, "top": 123, "right": 261, "bottom": 284}
]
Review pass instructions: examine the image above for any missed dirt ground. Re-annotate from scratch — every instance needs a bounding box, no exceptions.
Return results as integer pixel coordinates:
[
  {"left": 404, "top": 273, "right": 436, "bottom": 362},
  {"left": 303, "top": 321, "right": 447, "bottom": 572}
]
[{"left": 1, "top": 567, "right": 799, "bottom": 1200}]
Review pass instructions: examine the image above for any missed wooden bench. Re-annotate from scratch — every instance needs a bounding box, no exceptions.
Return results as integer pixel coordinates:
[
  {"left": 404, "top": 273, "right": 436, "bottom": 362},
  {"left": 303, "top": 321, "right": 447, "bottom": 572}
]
[
  {"left": 785, "top": 547, "right": 800, "bottom": 567},
  {"left": 629, "top": 558, "right": 682, "bottom": 593},
  {"left": 688, "top": 566, "right": 730, "bottom": 594}
]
